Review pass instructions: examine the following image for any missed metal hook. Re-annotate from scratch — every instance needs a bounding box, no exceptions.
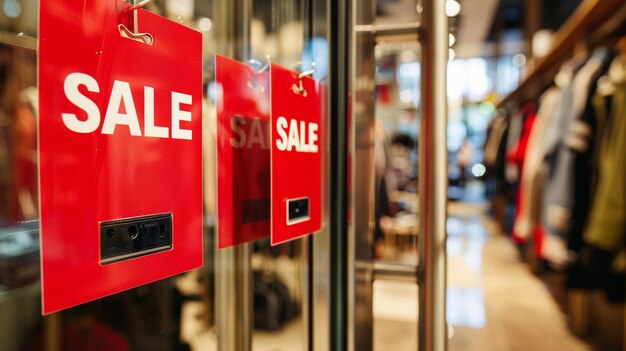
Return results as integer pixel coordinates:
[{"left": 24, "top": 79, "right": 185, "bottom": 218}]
[
  {"left": 247, "top": 55, "right": 271, "bottom": 92},
  {"left": 298, "top": 62, "right": 316, "bottom": 79},
  {"left": 288, "top": 61, "right": 316, "bottom": 96},
  {"left": 127, "top": 0, "right": 155, "bottom": 11},
  {"left": 248, "top": 55, "right": 271, "bottom": 74},
  {"left": 119, "top": 0, "right": 154, "bottom": 44},
  {"left": 247, "top": 59, "right": 264, "bottom": 69},
  {"left": 288, "top": 61, "right": 316, "bottom": 77},
  {"left": 289, "top": 61, "right": 303, "bottom": 71},
  {"left": 118, "top": 24, "right": 154, "bottom": 44}
]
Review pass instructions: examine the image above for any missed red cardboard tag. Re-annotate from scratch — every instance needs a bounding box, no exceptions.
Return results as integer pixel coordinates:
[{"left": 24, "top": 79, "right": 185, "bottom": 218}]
[
  {"left": 39, "top": 1, "right": 203, "bottom": 314},
  {"left": 215, "top": 55, "right": 271, "bottom": 248},
  {"left": 270, "top": 63, "right": 322, "bottom": 245}
]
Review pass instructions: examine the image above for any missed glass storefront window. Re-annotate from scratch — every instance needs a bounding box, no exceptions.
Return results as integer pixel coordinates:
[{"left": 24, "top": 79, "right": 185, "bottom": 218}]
[{"left": 0, "top": 0, "right": 330, "bottom": 350}]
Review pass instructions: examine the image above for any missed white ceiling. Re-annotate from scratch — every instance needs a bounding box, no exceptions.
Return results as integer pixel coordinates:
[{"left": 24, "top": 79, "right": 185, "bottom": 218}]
[
  {"left": 376, "top": 0, "right": 507, "bottom": 58},
  {"left": 454, "top": 0, "right": 500, "bottom": 58}
]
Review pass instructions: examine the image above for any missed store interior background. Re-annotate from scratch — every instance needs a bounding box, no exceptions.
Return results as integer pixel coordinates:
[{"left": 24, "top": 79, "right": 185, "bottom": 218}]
[{"left": 0, "top": 0, "right": 625, "bottom": 350}]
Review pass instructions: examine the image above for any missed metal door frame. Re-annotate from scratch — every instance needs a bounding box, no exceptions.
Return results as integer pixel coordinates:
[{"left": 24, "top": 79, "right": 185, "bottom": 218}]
[{"left": 327, "top": 0, "right": 448, "bottom": 350}]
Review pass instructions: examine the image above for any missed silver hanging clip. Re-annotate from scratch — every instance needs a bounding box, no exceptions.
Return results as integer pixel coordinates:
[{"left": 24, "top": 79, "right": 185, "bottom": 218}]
[
  {"left": 118, "top": 0, "right": 154, "bottom": 45},
  {"left": 127, "top": 0, "right": 155, "bottom": 11},
  {"left": 289, "top": 62, "right": 316, "bottom": 97},
  {"left": 247, "top": 55, "right": 271, "bottom": 92}
]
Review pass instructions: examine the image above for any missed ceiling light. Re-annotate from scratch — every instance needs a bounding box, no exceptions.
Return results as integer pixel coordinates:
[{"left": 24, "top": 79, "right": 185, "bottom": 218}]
[
  {"left": 3, "top": 0, "right": 21, "bottom": 18},
  {"left": 198, "top": 17, "right": 213, "bottom": 32},
  {"left": 445, "top": 0, "right": 461, "bottom": 17},
  {"left": 400, "top": 90, "right": 414, "bottom": 104},
  {"left": 512, "top": 53, "right": 526, "bottom": 67},
  {"left": 472, "top": 164, "right": 486, "bottom": 177},
  {"left": 449, "top": 33, "right": 456, "bottom": 46}
]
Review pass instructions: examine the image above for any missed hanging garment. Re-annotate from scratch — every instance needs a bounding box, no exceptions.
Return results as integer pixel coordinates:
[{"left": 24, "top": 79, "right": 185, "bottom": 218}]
[
  {"left": 540, "top": 56, "right": 587, "bottom": 162},
  {"left": 563, "top": 57, "right": 615, "bottom": 290},
  {"left": 484, "top": 113, "right": 510, "bottom": 196},
  {"left": 542, "top": 49, "right": 612, "bottom": 267},
  {"left": 582, "top": 54, "right": 626, "bottom": 302},
  {"left": 545, "top": 49, "right": 609, "bottom": 234},
  {"left": 584, "top": 54, "right": 626, "bottom": 251},
  {"left": 512, "top": 88, "right": 561, "bottom": 250},
  {"left": 505, "top": 103, "right": 537, "bottom": 244},
  {"left": 498, "top": 57, "right": 585, "bottom": 259},
  {"left": 562, "top": 52, "right": 614, "bottom": 287},
  {"left": 484, "top": 114, "right": 507, "bottom": 169},
  {"left": 504, "top": 108, "right": 524, "bottom": 184}
]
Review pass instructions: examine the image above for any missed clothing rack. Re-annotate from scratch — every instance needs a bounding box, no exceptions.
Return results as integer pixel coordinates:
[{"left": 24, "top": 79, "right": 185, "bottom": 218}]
[
  {"left": 497, "top": 0, "right": 626, "bottom": 108},
  {"left": 493, "top": 2, "right": 626, "bottom": 350}
]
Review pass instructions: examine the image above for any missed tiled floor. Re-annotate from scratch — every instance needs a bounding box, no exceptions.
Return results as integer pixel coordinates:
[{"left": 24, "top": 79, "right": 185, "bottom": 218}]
[
  {"left": 185, "top": 185, "right": 598, "bottom": 351},
  {"left": 373, "top": 199, "right": 592, "bottom": 351}
]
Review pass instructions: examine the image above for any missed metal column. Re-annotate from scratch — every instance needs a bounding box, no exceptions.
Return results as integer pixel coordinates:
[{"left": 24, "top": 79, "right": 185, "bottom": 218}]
[
  {"left": 214, "top": 0, "right": 252, "bottom": 350},
  {"left": 418, "top": 0, "right": 448, "bottom": 350},
  {"left": 216, "top": 245, "right": 252, "bottom": 351},
  {"left": 329, "top": 0, "right": 350, "bottom": 350},
  {"left": 350, "top": 0, "right": 377, "bottom": 350}
]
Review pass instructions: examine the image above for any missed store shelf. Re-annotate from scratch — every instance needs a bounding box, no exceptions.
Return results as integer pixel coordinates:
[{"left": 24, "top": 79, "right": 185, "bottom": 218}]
[{"left": 498, "top": 0, "right": 626, "bottom": 108}]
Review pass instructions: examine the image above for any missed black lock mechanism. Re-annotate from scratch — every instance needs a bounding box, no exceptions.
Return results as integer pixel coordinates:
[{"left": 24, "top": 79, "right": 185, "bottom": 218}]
[
  {"left": 287, "top": 197, "right": 310, "bottom": 225},
  {"left": 100, "top": 213, "right": 172, "bottom": 265}
]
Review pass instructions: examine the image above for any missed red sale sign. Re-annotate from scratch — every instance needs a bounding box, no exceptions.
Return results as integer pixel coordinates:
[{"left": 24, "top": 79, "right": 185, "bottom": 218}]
[
  {"left": 215, "top": 55, "right": 271, "bottom": 248},
  {"left": 270, "top": 63, "right": 323, "bottom": 245},
  {"left": 39, "top": 1, "right": 203, "bottom": 314}
]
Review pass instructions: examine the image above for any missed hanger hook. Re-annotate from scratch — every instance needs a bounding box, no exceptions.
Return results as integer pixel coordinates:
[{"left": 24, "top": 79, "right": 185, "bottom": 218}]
[
  {"left": 247, "top": 55, "right": 271, "bottom": 92},
  {"left": 289, "top": 61, "right": 302, "bottom": 71},
  {"left": 288, "top": 61, "right": 315, "bottom": 96},
  {"left": 298, "top": 62, "right": 316, "bottom": 79},
  {"left": 127, "top": 0, "right": 155, "bottom": 11},
  {"left": 119, "top": 0, "right": 155, "bottom": 44},
  {"left": 248, "top": 55, "right": 271, "bottom": 74},
  {"left": 247, "top": 59, "right": 264, "bottom": 69},
  {"left": 289, "top": 61, "right": 316, "bottom": 78}
]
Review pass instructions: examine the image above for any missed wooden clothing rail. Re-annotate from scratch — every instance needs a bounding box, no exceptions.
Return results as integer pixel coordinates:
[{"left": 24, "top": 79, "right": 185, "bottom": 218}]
[{"left": 497, "top": 0, "right": 626, "bottom": 108}]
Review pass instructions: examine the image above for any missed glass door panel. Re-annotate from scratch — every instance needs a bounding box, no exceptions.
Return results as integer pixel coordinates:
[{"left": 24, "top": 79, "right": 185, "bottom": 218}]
[{"left": 0, "top": 0, "right": 330, "bottom": 350}]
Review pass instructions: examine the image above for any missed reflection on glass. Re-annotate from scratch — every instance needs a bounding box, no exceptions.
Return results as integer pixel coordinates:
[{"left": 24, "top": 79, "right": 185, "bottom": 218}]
[
  {"left": 373, "top": 42, "right": 419, "bottom": 264},
  {"left": 247, "top": 1, "right": 311, "bottom": 350},
  {"left": 446, "top": 287, "right": 486, "bottom": 328},
  {"left": 447, "top": 215, "right": 488, "bottom": 330}
]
